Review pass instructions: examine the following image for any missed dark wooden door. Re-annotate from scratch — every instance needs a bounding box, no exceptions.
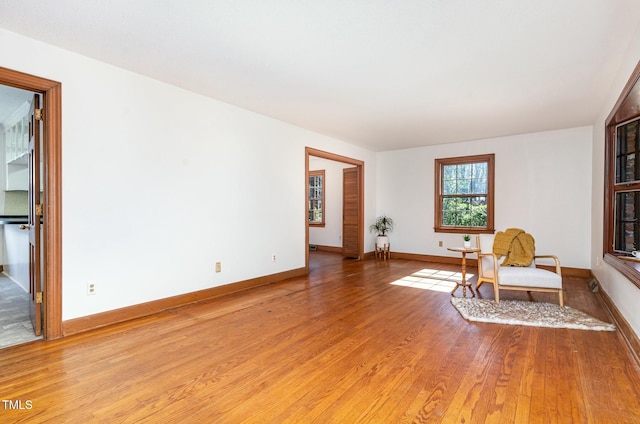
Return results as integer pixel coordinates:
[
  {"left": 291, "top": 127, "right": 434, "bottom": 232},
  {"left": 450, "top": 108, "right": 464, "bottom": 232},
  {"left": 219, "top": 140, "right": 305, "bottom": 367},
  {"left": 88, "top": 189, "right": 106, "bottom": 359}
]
[
  {"left": 342, "top": 166, "right": 360, "bottom": 259},
  {"left": 28, "top": 94, "right": 43, "bottom": 336}
]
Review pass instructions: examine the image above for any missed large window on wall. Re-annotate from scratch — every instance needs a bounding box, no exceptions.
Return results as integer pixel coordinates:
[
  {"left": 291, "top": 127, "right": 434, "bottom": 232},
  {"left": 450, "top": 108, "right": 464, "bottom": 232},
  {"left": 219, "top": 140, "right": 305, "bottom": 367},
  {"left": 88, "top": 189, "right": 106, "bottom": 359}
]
[
  {"left": 604, "top": 59, "right": 640, "bottom": 289},
  {"left": 434, "top": 153, "right": 495, "bottom": 233},
  {"left": 612, "top": 119, "right": 640, "bottom": 253},
  {"left": 308, "top": 170, "right": 325, "bottom": 226}
]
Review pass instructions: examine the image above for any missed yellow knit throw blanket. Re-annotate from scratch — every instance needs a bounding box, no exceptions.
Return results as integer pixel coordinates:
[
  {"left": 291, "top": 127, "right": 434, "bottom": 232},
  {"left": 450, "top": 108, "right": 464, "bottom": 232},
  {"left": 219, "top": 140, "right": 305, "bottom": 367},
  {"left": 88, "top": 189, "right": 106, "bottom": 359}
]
[{"left": 493, "top": 228, "right": 535, "bottom": 267}]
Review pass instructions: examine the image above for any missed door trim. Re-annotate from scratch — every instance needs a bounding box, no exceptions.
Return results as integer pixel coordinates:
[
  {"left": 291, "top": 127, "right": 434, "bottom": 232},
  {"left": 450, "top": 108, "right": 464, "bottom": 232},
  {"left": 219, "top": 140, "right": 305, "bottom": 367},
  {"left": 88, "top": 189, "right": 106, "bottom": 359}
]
[
  {"left": 0, "top": 67, "right": 62, "bottom": 340},
  {"left": 305, "top": 147, "right": 364, "bottom": 270}
]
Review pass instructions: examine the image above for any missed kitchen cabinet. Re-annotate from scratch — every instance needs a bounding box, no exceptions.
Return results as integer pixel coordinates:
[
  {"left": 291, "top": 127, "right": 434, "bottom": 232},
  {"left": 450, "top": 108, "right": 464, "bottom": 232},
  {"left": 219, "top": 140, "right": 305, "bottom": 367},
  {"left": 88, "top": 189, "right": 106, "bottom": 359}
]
[{"left": 3, "top": 101, "right": 29, "bottom": 191}]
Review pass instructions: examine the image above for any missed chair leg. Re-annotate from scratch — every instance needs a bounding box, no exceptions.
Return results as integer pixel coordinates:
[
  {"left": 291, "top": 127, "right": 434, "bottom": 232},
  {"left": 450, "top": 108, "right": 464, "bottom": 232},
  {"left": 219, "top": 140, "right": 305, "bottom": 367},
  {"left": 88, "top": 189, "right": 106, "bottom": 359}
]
[
  {"left": 476, "top": 277, "right": 492, "bottom": 290},
  {"left": 558, "top": 290, "right": 564, "bottom": 307},
  {"left": 494, "top": 283, "right": 500, "bottom": 303}
]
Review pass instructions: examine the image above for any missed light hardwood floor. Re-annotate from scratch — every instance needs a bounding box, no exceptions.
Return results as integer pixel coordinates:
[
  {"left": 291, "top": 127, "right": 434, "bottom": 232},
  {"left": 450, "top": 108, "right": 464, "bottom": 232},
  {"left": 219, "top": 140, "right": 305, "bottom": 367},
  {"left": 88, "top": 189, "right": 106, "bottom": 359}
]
[
  {"left": 0, "top": 276, "right": 40, "bottom": 348},
  {"left": 2, "top": 251, "right": 640, "bottom": 423}
]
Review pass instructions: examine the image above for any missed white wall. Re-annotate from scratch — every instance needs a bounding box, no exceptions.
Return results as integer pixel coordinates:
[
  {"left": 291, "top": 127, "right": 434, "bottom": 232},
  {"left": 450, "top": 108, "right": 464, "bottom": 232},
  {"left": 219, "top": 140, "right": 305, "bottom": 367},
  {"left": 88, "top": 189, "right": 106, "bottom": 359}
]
[
  {"left": 3, "top": 225, "right": 28, "bottom": 292},
  {"left": 377, "top": 126, "right": 593, "bottom": 268},
  {"left": 0, "top": 28, "right": 377, "bottom": 321},
  {"left": 591, "top": 24, "right": 640, "bottom": 338},
  {"left": 308, "top": 157, "right": 351, "bottom": 248}
]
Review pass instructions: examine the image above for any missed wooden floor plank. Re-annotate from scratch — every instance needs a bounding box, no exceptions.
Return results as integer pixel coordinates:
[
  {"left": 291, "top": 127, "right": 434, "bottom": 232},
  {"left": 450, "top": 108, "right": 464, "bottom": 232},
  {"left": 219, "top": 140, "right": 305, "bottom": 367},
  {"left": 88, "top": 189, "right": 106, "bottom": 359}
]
[{"left": 2, "top": 252, "right": 640, "bottom": 423}]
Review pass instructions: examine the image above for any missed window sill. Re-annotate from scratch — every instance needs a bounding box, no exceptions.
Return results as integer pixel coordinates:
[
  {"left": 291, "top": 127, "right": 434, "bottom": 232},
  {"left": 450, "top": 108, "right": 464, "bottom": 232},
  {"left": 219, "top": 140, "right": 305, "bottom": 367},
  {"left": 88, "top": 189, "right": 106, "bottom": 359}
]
[
  {"left": 604, "top": 253, "right": 640, "bottom": 290},
  {"left": 434, "top": 227, "right": 495, "bottom": 234}
]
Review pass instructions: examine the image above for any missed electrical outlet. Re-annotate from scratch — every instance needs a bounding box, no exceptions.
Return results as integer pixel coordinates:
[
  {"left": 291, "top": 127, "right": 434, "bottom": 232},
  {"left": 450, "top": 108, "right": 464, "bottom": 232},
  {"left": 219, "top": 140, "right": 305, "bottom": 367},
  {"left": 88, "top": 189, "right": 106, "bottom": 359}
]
[
  {"left": 272, "top": 254, "right": 276, "bottom": 262},
  {"left": 215, "top": 262, "right": 221, "bottom": 273},
  {"left": 438, "top": 241, "right": 443, "bottom": 247},
  {"left": 87, "top": 282, "right": 96, "bottom": 296}
]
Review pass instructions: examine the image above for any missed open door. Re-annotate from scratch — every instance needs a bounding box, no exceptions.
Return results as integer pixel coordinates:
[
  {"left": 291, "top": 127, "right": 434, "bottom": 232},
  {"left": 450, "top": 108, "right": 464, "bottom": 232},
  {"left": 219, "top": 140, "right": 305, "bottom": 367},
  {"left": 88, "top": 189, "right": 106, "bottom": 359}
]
[
  {"left": 0, "top": 67, "right": 62, "bottom": 340},
  {"left": 305, "top": 147, "right": 364, "bottom": 269},
  {"left": 342, "top": 166, "right": 360, "bottom": 259},
  {"left": 27, "top": 94, "right": 43, "bottom": 336}
]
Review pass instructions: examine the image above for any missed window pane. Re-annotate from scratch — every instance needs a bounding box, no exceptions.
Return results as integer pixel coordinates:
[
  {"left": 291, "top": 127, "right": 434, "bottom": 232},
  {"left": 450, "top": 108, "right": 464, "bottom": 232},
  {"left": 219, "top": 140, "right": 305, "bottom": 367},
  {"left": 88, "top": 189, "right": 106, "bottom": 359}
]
[
  {"left": 458, "top": 198, "right": 471, "bottom": 226},
  {"left": 471, "top": 178, "right": 487, "bottom": 194},
  {"left": 458, "top": 179, "right": 471, "bottom": 194},
  {"left": 443, "top": 165, "right": 457, "bottom": 181},
  {"left": 308, "top": 171, "right": 325, "bottom": 225},
  {"left": 441, "top": 195, "right": 488, "bottom": 227},
  {"left": 472, "top": 162, "right": 487, "bottom": 178},
  {"left": 471, "top": 196, "right": 487, "bottom": 226},
  {"left": 614, "top": 191, "right": 640, "bottom": 252},
  {"left": 442, "top": 210, "right": 456, "bottom": 226},
  {"left": 457, "top": 164, "right": 472, "bottom": 179},
  {"left": 443, "top": 163, "right": 488, "bottom": 196},
  {"left": 444, "top": 169, "right": 487, "bottom": 226},
  {"left": 309, "top": 199, "right": 322, "bottom": 222},
  {"left": 443, "top": 179, "right": 457, "bottom": 195},
  {"left": 454, "top": 212, "right": 465, "bottom": 226},
  {"left": 442, "top": 197, "right": 462, "bottom": 226},
  {"left": 442, "top": 196, "right": 475, "bottom": 226},
  {"left": 442, "top": 197, "right": 457, "bottom": 210},
  {"left": 616, "top": 120, "right": 640, "bottom": 184},
  {"left": 443, "top": 197, "right": 469, "bottom": 211}
]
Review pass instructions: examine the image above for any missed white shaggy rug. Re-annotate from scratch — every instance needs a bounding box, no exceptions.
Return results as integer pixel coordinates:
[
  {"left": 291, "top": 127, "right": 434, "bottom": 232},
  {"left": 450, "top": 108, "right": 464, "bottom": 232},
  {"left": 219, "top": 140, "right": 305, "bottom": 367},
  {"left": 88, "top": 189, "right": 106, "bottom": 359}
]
[{"left": 450, "top": 298, "right": 616, "bottom": 331}]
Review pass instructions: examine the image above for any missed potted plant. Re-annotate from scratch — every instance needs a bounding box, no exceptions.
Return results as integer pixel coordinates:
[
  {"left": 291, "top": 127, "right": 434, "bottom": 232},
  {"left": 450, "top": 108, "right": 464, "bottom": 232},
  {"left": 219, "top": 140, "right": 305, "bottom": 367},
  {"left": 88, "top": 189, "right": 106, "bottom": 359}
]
[
  {"left": 463, "top": 234, "right": 471, "bottom": 248},
  {"left": 370, "top": 215, "right": 394, "bottom": 248}
]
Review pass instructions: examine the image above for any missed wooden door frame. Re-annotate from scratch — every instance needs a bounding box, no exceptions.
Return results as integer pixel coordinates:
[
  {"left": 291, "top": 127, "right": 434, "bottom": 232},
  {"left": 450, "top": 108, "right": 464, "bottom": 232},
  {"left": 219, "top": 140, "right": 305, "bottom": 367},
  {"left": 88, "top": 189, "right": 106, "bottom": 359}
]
[
  {"left": 0, "top": 67, "right": 62, "bottom": 340},
  {"left": 305, "top": 147, "right": 364, "bottom": 270}
]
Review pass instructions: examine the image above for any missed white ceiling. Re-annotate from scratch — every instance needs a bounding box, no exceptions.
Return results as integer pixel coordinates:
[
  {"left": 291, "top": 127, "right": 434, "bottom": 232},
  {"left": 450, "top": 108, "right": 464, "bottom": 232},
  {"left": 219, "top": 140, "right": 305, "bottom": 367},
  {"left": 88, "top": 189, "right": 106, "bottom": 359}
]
[{"left": 1, "top": 1, "right": 639, "bottom": 151}]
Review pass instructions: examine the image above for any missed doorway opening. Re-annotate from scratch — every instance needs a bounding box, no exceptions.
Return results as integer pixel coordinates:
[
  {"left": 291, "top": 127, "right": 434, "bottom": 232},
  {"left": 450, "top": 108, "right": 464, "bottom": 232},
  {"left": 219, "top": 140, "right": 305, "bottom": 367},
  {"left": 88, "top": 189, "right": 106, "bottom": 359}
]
[
  {"left": 0, "top": 85, "right": 40, "bottom": 347},
  {"left": 305, "top": 147, "right": 364, "bottom": 271},
  {"left": 0, "top": 67, "right": 62, "bottom": 343}
]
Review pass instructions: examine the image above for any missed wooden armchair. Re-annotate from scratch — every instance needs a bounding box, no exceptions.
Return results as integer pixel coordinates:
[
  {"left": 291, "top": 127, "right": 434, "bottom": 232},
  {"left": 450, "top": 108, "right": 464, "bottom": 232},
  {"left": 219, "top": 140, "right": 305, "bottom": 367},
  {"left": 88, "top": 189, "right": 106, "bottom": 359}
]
[{"left": 476, "top": 234, "right": 564, "bottom": 306}]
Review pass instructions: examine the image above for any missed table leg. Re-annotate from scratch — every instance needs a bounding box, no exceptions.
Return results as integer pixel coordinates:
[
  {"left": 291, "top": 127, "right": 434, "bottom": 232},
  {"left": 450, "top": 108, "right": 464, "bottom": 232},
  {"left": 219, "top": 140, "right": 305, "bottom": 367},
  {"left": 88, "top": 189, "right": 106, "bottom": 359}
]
[
  {"left": 461, "top": 252, "right": 475, "bottom": 298},
  {"left": 451, "top": 251, "right": 476, "bottom": 298}
]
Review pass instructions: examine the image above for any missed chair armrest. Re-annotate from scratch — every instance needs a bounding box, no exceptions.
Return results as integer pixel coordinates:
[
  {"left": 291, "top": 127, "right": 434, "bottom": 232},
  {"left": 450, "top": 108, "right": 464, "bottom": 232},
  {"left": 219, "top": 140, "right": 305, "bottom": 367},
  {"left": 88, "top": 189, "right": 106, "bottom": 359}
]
[
  {"left": 534, "top": 255, "right": 561, "bottom": 275},
  {"left": 478, "top": 252, "right": 499, "bottom": 264},
  {"left": 478, "top": 252, "right": 499, "bottom": 281}
]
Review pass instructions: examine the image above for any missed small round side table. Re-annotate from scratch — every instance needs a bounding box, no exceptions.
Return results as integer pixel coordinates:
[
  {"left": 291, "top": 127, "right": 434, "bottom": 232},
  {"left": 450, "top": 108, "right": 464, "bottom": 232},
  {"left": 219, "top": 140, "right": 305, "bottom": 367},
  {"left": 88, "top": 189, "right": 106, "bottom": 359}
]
[{"left": 447, "top": 247, "right": 480, "bottom": 298}]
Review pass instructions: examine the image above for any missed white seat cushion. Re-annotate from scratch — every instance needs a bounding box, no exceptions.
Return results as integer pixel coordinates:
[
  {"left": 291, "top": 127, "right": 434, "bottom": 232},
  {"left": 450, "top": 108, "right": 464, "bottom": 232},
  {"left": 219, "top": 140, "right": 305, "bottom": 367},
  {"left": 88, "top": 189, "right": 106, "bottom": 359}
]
[{"left": 498, "top": 266, "right": 562, "bottom": 289}]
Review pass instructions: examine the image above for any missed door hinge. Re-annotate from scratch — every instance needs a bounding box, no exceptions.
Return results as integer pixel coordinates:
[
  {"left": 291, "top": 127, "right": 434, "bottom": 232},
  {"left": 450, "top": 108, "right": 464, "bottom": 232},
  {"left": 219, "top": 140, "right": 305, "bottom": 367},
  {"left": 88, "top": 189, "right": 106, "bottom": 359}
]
[
  {"left": 35, "top": 291, "right": 43, "bottom": 304},
  {"left": 35, "top": 203, "right": 44, "bottom": 216},
  {"left": 34, "top": 108, "right": 43, "bottom": 121}
]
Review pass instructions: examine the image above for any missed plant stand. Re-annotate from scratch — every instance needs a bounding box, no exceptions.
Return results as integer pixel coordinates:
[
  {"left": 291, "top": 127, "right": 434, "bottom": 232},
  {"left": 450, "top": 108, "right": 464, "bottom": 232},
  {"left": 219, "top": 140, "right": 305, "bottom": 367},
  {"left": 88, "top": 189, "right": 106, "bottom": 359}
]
[{"left": 375, "top": 243, "right": 390, "bottom": 260}]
